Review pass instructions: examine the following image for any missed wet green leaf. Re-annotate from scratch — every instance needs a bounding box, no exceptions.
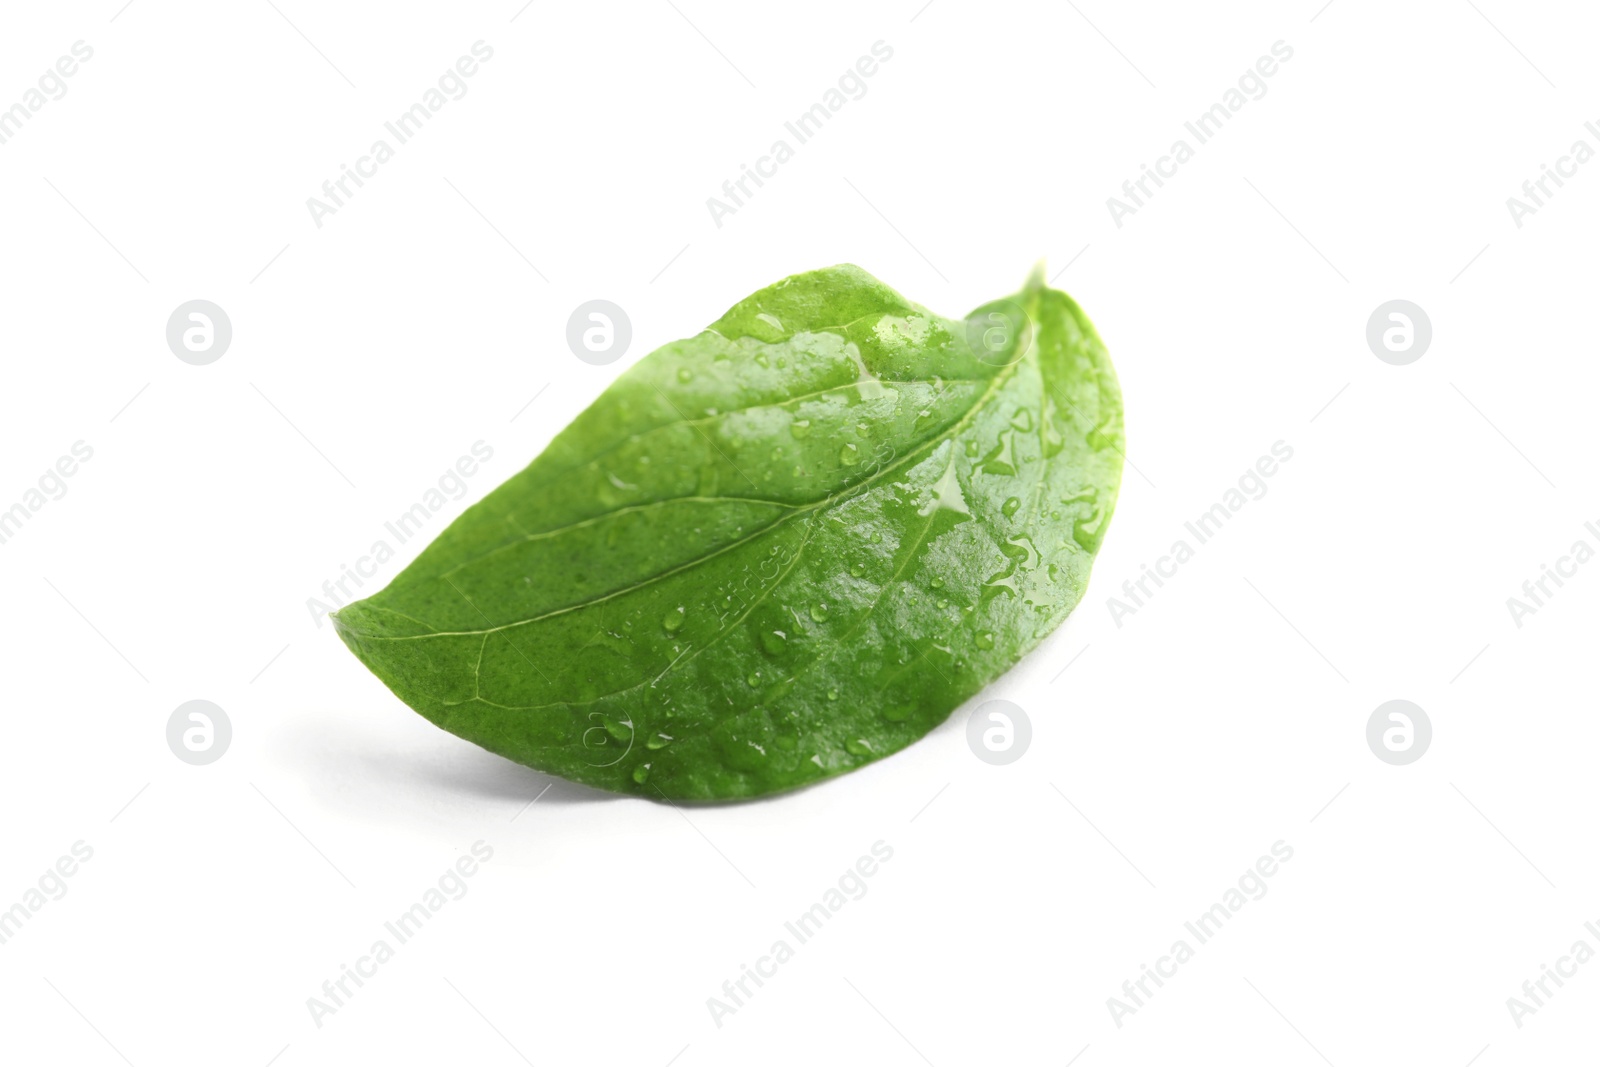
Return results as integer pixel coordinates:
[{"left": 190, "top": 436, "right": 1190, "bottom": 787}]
[{"left": 333, "top": 265, "right": 1123, "bottom": 799}]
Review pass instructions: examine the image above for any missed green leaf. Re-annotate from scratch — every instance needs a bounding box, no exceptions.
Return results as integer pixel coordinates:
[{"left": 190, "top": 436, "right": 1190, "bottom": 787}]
[{"left": 333, "top": 265, "right": 1123, "bottom": 800}]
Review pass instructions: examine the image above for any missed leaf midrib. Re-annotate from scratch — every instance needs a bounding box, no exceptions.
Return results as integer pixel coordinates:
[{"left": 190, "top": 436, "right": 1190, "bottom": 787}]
[{"left": 343, "top": 355, "right": 1025, "bottom": 644}]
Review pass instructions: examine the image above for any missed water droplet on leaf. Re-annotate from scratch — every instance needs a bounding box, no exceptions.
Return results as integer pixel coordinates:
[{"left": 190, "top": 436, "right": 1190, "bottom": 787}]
[{"left": 1073, "top": 507, "right": 1108, "bottom": 551}]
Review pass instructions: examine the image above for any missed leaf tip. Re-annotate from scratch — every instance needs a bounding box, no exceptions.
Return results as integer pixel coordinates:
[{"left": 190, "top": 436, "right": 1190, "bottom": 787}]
[{"left": 1025, "top": 260, "right": 1048, "bottom": 293}]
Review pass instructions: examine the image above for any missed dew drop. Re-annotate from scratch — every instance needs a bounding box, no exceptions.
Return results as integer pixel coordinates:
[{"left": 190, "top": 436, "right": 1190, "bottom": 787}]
[
  {"left": 746, "top": 671, "right": 762, "bottom": 687},
  {"left": 646, "top": 733, "right": 674, "bottom": 750},
  {"left": 870, "top": 531, "right": 883, "bottom": 544},
  {"left": 676, "top": 368, "right": 694, "bottom": 383},
  {"left": 760, "top": 629, "right": 789, "bottom": 656},
  {"left": 982, "top": 577, "right": 1019, "bottom": 604},
  {"left": 1042, "top": 419, "right": 1065, "bottom": 458},
  {"left": 980, "top": 432, "right": 1018, "bottom": 476},
  {"left": 931, "top": 576, "right": 945, "bottom": 589},
  {"left": 790, "top": 418, "right": 812, "bottom": 438},
  {"left": 850, "top": 562, "right": 866, "bottom": 577},
  {"left": 975, "top": 631, "right": 995, "bottom": 650},
  {"left": 1088, "top": 414, "right": 1119, "bottom": 450},
  {"left": 840, "top": 443, "right": 859, "bottom": 465},
  {"left": 827, "top": 689, "right": 839, "bottom": 701},
  {"left": 810, "top": 603, "right": 830, "bottom": 622},
  {"left": 1062, "top": 486, "right": 1099, "bottom": 507},
  {"left": 1002, "top": 496, "right": 1022, "bottom": 519},
  {"left": 1073, "top": 507, "right": 1108, "bottom": 551},
  {"left": 845, "top": 738, "right": 873, "bottom": 757},
  {"left": 632, "top": 763, "right": 651, "bottom": 784},
  {"left": 662, "top": 606, "right": 685, "bottom": 633}
]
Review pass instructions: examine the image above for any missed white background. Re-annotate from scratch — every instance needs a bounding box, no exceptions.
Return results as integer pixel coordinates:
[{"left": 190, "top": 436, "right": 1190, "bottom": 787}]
[{"left": 1, "top": 1, "right": 1596, "bottom": 1064}]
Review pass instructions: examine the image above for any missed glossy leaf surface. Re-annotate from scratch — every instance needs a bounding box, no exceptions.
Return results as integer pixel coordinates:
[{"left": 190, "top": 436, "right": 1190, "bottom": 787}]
[{"left": 334, "top": 265, "right": 1123, "bottom": 799}]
